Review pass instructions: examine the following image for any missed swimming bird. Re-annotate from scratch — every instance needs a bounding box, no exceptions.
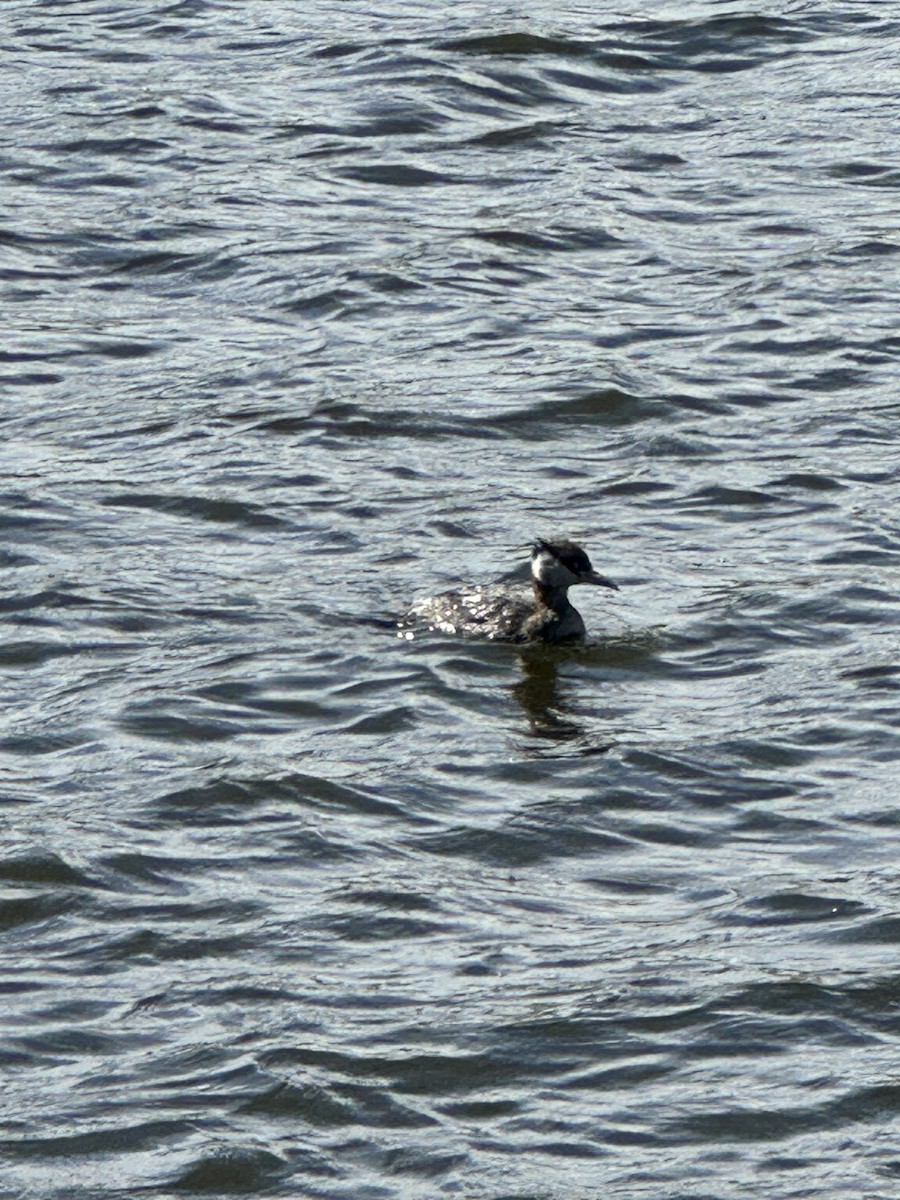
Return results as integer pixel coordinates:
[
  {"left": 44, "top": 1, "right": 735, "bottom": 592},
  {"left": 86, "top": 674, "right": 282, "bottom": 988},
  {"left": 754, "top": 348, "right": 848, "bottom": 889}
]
[{"left": 401, "top": 538, "right": 618, "bottom": 642}]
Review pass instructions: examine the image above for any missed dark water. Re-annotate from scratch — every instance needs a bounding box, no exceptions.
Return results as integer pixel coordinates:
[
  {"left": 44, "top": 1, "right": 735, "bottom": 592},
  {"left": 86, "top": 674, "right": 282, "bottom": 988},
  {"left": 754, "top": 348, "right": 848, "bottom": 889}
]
[{"left": 3, "top": 2, "right": 900, "bottom": 1196}]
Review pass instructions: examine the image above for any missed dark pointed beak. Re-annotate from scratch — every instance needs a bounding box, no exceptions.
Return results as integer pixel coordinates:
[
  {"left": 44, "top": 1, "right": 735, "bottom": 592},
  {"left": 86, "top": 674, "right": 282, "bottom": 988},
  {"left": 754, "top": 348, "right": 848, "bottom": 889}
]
[{"left": 584, "top": 570, "right": 618, "bottom": 590}]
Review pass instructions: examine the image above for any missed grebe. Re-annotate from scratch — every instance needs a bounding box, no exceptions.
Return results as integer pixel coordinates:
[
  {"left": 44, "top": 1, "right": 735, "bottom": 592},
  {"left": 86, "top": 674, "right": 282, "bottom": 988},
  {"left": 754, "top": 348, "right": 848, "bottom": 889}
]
[{"left": 400, "top": 539, "right": 618, "bottom": 643}]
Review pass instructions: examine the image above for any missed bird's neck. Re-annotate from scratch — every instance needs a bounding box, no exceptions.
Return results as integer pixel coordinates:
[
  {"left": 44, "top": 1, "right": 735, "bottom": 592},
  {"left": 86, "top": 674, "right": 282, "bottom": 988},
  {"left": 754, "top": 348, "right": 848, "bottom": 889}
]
[{"left": 533, "top": 579, "right": 571, "bottom": 616}]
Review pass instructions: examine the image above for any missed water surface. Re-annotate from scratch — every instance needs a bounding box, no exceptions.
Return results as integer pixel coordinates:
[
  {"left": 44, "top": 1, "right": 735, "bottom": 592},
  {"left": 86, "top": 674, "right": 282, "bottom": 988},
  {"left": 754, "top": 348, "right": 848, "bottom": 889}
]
[{"left": 2, "top": 2, "right": 900, "bottom": 1197}]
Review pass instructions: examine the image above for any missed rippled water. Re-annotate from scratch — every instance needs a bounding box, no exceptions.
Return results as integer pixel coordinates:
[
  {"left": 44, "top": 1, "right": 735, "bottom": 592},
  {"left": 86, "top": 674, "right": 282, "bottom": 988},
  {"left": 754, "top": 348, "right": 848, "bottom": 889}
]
[{"left": 3, "top": 2, "right": 900, "bottom": 1196}]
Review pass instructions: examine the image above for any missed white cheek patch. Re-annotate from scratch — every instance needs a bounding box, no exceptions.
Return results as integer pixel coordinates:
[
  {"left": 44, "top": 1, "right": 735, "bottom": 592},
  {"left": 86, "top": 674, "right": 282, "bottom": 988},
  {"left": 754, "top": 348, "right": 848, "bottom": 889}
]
[{"left": 533, "top": 550, "right": 560, "bottom": 583}]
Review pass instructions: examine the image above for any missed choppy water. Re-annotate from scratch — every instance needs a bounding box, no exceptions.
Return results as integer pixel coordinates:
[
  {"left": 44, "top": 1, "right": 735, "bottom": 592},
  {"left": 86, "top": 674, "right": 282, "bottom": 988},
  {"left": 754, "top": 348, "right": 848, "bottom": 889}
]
[{"left": 3, "top": 2, "right": 900, "bottom": 1197}]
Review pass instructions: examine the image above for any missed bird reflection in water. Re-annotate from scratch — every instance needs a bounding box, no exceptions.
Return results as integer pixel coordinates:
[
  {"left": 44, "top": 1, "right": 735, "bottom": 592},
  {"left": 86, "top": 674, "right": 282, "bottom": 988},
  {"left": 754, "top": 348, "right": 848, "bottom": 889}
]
[
  {"left": 513, "top": 646, "right": 613, "bottom": 757},
  {"left": 513, "top": 631, "right": 661, "bottom": 757}
]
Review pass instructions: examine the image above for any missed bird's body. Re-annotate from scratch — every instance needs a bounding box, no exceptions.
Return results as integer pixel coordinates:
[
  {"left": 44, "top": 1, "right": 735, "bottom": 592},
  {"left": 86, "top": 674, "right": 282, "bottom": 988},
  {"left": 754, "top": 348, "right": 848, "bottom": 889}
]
[{"left": 401, "top": 539, "right": 618, "bottom": 643}]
